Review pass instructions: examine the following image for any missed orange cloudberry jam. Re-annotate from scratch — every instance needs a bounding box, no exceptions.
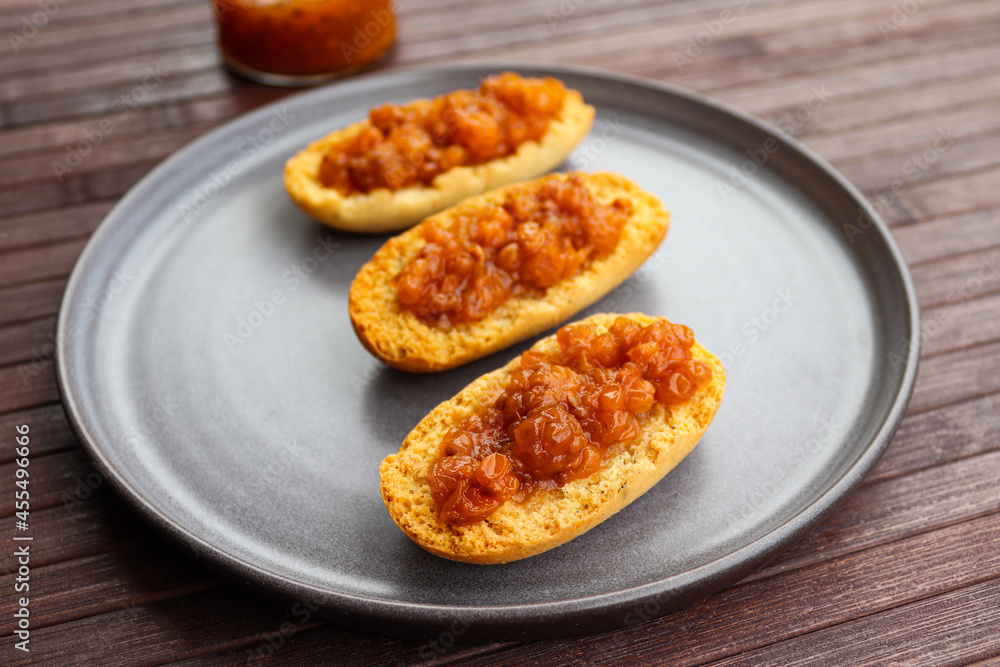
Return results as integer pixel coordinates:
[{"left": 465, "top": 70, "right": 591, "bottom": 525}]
[
  {"left": 214, "top": 0, "right": 396, "bottom": 80},
  {"left": 318, "top": 72, "right": 568, "bottom": 194},
  {"left": 393, "top": 172, "right": 632, "bottom": 326},
  {"left": 427, "top": 316, "right": 713, "bottom": 526}
]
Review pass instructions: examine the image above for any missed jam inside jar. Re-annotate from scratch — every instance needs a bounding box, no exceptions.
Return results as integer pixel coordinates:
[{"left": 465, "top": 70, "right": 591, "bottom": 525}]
[{"left": 213, "top": 0, "right": 396, "bottom": 86}]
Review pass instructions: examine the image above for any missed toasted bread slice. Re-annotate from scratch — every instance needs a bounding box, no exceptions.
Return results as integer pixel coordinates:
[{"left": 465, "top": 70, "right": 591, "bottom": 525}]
[
  {"left": 379, "top": 312, "right": 725, "bottom": 564},
  {"left": 349, "top": 172, "right": 670, "bottom": 372},
  {"left": 284, "top": 87, "right": 594, "bottom": 233}
]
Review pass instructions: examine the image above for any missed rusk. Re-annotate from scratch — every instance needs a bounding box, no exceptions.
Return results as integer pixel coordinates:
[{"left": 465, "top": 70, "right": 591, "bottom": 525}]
[
  {"left": 379, "top": 313, "right": 726, "bottom": 564},
  {"left": 349, "top": 172, "right": 670, "bottom": 372},
  {"left": 284, "top": 88, "right": 594, "bottom": 233}
]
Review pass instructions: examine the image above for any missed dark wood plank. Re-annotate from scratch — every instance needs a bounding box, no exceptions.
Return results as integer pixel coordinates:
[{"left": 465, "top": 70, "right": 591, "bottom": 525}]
[
  {"left": 0, "top": 238, "right": 86, "bottom": 287},
  {"left": 896, "top": 163, "right": 1000, "bottom": 224},
  {"left": 170, "top": 626, "right": 513, "bottom": 667},
  {"left": 2, "top": 587, "right": 361, "bottom": 667},
  {"left": 0, "top": 4, "right": 210, "bottom": 62},
  {"left": 910, "top": 246, "right": 1000, "bottom": 309},
  {"left": 707, "top": 578, "right": 1000, "bottom": 666},
  {"left": 712, "top": 39, "right": 1000, "bottom": 115},
  {"left": 2, "top": 46, "right": 214, "bottom": 108},
  {"left": 0, "top": 160, "right": 156, "bottom": 217},
  {"left": 751, "top": 448, "right": 1000, "bottom": 585},
  {"left": 0, "top": 69, "right": 237, "bottom": 129},
  {"left": 0, "top": 363, "right": 60, "bottom": 414},
  {"left": 667, "top": 5, "right": 1000, "bottom": 94},
  {"left": 0, "top": 125, "right": 206, "bottom": 190},
  {"left": 0, "top": 403, "right": 77, "bottom": 464},
  {"left": 0, "top": 202, "right": 112, "bottom": 249},
  {"left": 0, "top": 90, "right": 283, "bottom": 160},
  {"left": 804, "top": 102, "right": 999, "bottom": 168},
  {"left": 426, "top": 0, "right": 920, "bottom": 73},
  {"left": 0, "top": 448, "right": 104, "bottom": 517},
  {"left": 920, "top": 291, "right": 1000, "bottom": 358},
  {"left": 839, "top": 134, "right": 1000, "bottom": 196},
  {"left": 892, "top": 207, "right": 1000, "bottom": 266},
  {"left": 798, "top": 69, "right": 1000, "bottom": 138},
  {"left": 399, "top": 0, "right": 788, "bottom": 63},
  {"left": 0, "top": 22, "right": 214, "bottom": 79},
  {"left": 0, "top": 0, "right": 201, "bottom": 28},
  {"left": 0, "top": 540, "right": 218, "bottom": 633},
  {"left": 0, "top": 127, "right": 209, "bottom": 192},
  {"left": 867, "top": 391, "right": 1000, "bottom": 484},
  {"left": 429, "top": 512, "right": 1000, "bottom": 667},
  {"left": 0, "top": 316, "right": 55, "bottom": 368},
  {"left": 0, "top": 278, "right": 67, "bottom": 327},
  {"left": 0, "top": 495, "right": 150, "bottom": 574},
  {"left": 908, "top": 340, "right": 1000, "bottom": 415}
]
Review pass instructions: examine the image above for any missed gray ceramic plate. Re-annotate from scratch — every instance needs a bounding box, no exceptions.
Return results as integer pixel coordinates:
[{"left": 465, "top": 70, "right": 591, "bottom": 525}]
[{"left": 57, "top": 64, "right": 919, "bottom": 641}]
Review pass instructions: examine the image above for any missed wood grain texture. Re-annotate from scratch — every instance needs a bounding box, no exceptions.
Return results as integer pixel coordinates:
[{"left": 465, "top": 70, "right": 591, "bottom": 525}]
[
  {"left": 419, "top": 513, "right": 1000, "bottom": 667},
  {"left": 707, "top": 578, "right": 1000, "bottom": 666},
  {"left": 1, "top": 0, "right": 999, "bottom": 664}
]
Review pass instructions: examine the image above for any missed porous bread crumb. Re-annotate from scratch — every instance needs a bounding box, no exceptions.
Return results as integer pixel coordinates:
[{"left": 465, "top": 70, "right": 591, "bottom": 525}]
[
  {"left": 284, "top": 88, "right": 595, "bottom": 233},
  {"left": 379, "top": 312, "right": 726, "bottom": 564},
  {"left": 349, "top": 172, "right": 671, "bottom": 372}
]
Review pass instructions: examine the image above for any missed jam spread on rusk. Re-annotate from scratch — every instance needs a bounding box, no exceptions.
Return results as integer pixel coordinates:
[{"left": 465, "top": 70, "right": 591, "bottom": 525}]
[
  {"left": 318, "top": 73, "right": 567, "bottom": 194},
  {"left": 427, "top": 317, "right": 713, "bottom": 526},
  {"left": 393, "top": 172, "right": 633, "bottom": 326}
]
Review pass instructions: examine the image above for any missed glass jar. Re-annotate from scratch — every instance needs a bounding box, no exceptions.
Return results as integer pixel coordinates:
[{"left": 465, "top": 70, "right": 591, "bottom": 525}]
[{"left": 213, "top": 0, "right": 397, "bottom": 86}]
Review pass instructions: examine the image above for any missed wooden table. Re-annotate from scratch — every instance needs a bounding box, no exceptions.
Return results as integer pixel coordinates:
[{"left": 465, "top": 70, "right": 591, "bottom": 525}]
[{"left": 3, "top": 0, "right": 1000, "bottom": 664}]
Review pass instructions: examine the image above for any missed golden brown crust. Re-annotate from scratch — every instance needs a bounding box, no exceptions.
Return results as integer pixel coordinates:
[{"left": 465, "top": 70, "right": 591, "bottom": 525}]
[
  {"left": 379, "top": 312, "right": 726, "bottom": 564},
  {"left": 283, "top": 88, "right": 594, "bottom": 233},
  {"left": 348, "top": 172, "right": 670, "bottom": 372}
]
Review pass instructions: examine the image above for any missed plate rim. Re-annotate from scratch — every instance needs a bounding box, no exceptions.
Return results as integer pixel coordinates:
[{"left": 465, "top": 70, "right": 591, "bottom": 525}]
[{"left": 55, "top": 61, "right": 921, "bottom": 641}]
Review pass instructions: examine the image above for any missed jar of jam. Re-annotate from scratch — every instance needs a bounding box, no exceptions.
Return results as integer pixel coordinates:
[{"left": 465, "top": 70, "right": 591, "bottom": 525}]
[{"left": 212, "top": 0, "right": 396, "bottom": 86}]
